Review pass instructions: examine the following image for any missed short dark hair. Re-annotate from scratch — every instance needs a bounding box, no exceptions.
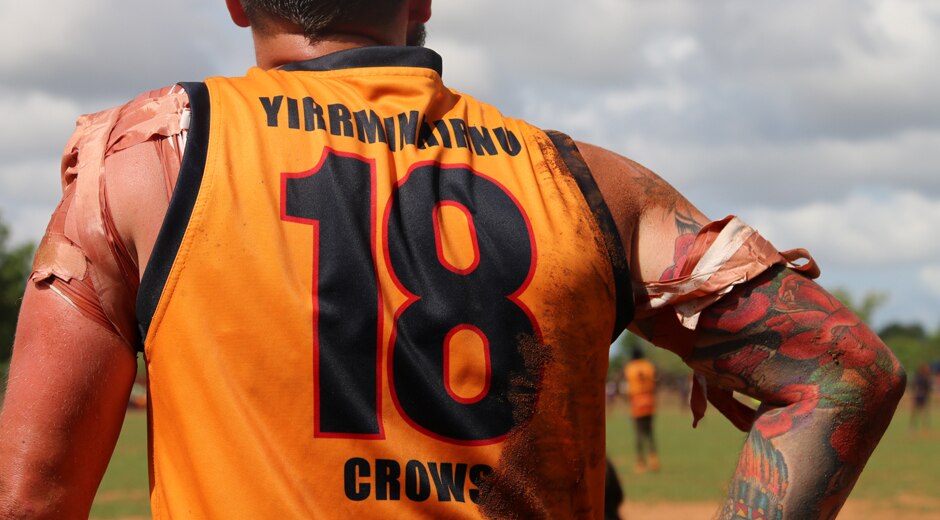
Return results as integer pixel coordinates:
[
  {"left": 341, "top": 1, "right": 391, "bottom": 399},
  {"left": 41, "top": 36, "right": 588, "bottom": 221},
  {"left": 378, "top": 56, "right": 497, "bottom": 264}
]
[{"left": 240, "top": 0, "right": 406, "bottom": 41}]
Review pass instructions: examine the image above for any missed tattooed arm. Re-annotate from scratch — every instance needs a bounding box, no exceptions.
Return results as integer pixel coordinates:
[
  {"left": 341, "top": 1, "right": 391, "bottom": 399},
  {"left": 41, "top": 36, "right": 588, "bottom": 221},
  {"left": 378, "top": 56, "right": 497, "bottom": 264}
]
[
  {"left": 689, "top": 266, "right": 905, "bottom": 519},
  {"left": 578, "top": 142, "right": 906, "bottom": 519}
]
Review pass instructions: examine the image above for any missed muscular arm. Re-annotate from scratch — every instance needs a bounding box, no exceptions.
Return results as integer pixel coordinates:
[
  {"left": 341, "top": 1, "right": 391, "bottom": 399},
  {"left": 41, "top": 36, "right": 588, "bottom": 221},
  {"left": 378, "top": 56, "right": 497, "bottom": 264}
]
[
  {"left": 0, "top": 89, "right": 178, "bottom": 517},
  {"left": 0, "top": 285, "right": 137, "bottom": 517},
  {"left": 579, "top": 142, "right": 906, "bottom": 519},
  {"left": 692, "top": 266, "right": 904, "bottom": 518}
]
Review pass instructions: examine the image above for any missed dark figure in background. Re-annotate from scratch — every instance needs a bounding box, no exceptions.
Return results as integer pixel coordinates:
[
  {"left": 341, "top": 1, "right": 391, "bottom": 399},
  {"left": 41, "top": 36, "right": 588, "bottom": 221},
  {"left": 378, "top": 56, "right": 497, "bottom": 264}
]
[{"left": 911, "top": 363, "right": 932, "bottom": 430}]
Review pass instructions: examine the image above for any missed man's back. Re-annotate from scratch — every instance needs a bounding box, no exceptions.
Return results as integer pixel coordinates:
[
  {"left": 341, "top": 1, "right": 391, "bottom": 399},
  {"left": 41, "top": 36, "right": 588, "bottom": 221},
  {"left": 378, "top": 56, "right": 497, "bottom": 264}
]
[{"left": 142, "top": 46, "right": 628, "bottom": 518}]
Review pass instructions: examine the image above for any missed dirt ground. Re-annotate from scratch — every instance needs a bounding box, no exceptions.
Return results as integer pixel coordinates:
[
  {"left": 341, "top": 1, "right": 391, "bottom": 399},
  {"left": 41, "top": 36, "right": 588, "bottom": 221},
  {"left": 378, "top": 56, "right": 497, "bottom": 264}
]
[{"left": 621, "top": 496, "right": 940, "bottom": 519}]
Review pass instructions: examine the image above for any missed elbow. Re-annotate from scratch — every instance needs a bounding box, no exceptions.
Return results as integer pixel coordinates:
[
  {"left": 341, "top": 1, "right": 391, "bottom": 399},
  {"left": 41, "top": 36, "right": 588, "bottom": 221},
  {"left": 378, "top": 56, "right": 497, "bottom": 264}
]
[
  {"left": 886, "top": 360, "right": 907, "bottom": 405},
  {"left": 0, "top": 497, "right": 44, "bottom": 520},
  {"left": 862, "top": 342, "right": 907, "bottom": 418},
  {"left": 875, "top": 361, "right": 906, "bottom": 429},
  {"left": 0, "top": 499, "right": 66, "bottom": 520},
  {"left": 0, "top": 480, "right": 69, "bottom": 520},
  {"left": 825, "top": 336, "right": 906, "bottom": 423},
  {"left": 881, "top": 344, "right": 907, "bottom": 405}
]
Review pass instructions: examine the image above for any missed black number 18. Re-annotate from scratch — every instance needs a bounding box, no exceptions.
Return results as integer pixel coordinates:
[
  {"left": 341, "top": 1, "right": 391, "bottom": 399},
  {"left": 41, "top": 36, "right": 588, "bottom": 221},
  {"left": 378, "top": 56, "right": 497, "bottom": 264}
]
[{"left": 283, "top": 150, "right": 539, "bottom": 445}]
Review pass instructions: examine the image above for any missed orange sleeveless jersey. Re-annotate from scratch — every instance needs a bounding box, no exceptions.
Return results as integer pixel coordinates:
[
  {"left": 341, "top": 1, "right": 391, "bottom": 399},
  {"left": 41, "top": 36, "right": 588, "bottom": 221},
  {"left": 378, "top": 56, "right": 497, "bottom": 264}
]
[
  {"left": 137, "top": 47, "right": 632, "bottom": 519},
  {"left": 625, "top": 359, "right": 657, "bottom": 418}
]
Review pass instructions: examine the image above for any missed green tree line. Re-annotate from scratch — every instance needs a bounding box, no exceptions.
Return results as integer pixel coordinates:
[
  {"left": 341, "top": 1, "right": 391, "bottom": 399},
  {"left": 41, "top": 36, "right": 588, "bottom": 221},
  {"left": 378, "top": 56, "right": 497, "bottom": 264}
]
[{"left": 0, "top": 213, "right": 34, "bottom": 362}]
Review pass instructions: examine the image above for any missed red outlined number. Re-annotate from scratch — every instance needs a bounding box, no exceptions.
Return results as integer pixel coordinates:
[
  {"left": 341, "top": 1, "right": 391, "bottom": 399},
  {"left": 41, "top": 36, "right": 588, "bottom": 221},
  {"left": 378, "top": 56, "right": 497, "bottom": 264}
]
[
  {"left": 443, "top": 325, "right": 492, "bottom": 406},
  {"left": 433, "top": 201, "right": 481, "bottom": 275},
  {"left": 282, "top": 149, "right": 382, "bottom": 438},
  {"left": 385, "top": 162, "right": 539, "bottom": 444},
  {"left": 283, "top": 152, "right": 539, "bottom": 444}
]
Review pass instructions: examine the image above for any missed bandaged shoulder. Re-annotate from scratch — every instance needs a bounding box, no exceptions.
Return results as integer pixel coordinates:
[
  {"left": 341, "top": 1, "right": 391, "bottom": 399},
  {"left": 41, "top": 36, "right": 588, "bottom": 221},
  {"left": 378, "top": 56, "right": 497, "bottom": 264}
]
[
  {"left": 632, "top": 216, "right": 819, "bottom": 430},
  {"left": 634, "top": 215, "right": 819, "bottom": 330},
  {"left": 31, "top": 85, "right": 190, "bottom": 349}
]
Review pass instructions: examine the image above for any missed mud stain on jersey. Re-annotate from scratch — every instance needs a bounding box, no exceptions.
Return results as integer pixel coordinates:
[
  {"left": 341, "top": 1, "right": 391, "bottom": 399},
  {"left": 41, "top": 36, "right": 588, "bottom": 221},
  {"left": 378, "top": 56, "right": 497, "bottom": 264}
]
[
  {"left": 478, "top": 283, "right": 609, "bottom": 518},
  {"left": 476, "top": 333, "right": 553, "bottom": 519},
  {"left": 469, "top": 127, "right": 622, "bottom": 519}
]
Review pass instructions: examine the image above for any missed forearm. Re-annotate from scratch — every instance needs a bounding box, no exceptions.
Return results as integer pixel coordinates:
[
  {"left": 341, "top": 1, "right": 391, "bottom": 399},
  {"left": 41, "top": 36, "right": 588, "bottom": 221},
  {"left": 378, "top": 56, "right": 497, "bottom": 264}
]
[
  {"left": 687, "top": 267, "right": 905, "bottom": 519},
  {"left": 0, "top": 285, "right": 137, "bottom": 517},
  {"left": 0, "top": 374, "right": 132, "bottom": 518},
  {"left": 720, "top": 371, "right": 898, "bottom": 519}
]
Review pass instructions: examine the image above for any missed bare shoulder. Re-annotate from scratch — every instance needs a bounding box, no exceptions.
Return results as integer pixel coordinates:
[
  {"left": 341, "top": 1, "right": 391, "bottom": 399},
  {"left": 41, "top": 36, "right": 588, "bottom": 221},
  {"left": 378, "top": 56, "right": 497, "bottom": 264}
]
[
  {"left": 103, "top": 85, "right": 190, "bottom": 272},
  {"left": 574, "top": 141, "right": 710, "bottom": 282},
  {"left": 575, "top": 141, "right": 705, "bottom": 225},
  {"left": 28, "top": 85, "right": 190, "bottom": 346},
  {"left": 104, "top": 132, "right": 174, "bottom": 271}
]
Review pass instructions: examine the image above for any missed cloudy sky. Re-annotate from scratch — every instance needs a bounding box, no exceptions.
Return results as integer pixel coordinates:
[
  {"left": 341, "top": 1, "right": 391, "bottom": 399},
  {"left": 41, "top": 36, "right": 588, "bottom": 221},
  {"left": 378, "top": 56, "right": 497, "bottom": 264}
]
[{"left": 1, "top": 0, "right": 938, "bottom": 330}]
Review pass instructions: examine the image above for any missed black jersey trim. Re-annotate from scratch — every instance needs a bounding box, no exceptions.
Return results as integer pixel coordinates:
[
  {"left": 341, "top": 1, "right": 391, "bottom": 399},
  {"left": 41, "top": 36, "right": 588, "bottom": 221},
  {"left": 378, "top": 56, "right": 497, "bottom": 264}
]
[
  {"left": 135, "top": 82, "right": 211, "bottom": 351},
  {"left": 279, "top": 46, "right": 443, "bottom": 76},
  {"left": 545, "top": 131, "right": 634, "bottom": 341}
]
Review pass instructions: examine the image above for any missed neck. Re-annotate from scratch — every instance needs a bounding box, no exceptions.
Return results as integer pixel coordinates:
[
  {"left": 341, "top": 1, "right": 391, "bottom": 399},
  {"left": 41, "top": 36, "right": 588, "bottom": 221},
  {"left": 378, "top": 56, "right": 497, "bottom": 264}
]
[
  {"left": 249, "top": 11, "right": 410, "bottom": 70},
  {"left": 252, "top": 32, "right": 387, "bottom": 70}
]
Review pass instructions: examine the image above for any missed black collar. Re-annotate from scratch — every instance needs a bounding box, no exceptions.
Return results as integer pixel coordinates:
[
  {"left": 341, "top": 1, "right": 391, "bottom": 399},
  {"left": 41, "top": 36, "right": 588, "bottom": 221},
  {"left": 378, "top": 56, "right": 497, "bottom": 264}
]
[{"left": 279, "top": 46, "right": 443, "bottom": 76}]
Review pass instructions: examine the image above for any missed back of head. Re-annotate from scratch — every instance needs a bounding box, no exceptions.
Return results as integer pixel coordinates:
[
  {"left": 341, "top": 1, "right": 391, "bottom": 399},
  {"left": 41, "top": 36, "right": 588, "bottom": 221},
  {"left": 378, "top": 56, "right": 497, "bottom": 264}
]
[
  {"left": 240, "top": 0, "right": 406, "bottom": 42},
  {"left": 631, "top": 347, "right": 645, "bottom": 361}
]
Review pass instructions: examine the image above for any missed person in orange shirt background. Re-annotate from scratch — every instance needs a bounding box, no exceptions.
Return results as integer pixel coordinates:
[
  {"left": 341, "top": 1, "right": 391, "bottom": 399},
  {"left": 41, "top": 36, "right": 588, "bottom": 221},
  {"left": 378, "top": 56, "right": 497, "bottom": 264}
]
[{"left": 625, "top": 347, "right": 659, "bottom": 473}]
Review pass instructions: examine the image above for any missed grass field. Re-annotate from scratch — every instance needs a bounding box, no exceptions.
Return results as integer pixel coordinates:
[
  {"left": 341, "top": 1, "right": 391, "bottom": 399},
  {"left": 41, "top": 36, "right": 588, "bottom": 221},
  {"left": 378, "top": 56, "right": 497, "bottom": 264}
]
[
  {"left": 92, "top": 412, "right": 150, "bottom": 517},
  {"left": 606, "top": 394, "right": 940, "bottom": 517},
  {"left": 88, "top": 393, "right": 940, "bottom": 518}
]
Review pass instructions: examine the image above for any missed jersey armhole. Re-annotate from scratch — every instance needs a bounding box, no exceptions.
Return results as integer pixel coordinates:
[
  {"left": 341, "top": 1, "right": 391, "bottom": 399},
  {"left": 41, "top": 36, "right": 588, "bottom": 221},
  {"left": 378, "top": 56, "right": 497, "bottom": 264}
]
[
  {"left": 136, "top": 82, "right": 211, "bottom": 349},
  {"left": 544, "top": 131, "right": 634, "bottom": 341}
]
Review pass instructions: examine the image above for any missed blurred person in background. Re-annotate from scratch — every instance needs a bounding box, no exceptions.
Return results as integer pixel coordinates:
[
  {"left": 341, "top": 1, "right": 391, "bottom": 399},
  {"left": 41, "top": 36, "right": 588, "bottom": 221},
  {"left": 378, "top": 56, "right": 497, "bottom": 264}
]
[
  {"left": 910, "top": 363, "right": 932, "bottom": 430},
  {"left": 625, "top": 347, "right": 659, "bottom": 473}
]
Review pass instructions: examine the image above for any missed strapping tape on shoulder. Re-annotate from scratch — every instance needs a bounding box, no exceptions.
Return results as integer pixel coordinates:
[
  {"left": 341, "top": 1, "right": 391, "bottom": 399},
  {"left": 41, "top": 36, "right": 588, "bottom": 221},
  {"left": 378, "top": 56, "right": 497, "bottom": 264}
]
[
  {"left": 637, "top": 215, "right": 821, "bottom": 432},
  {"left": 636, "top": 215, "right": 819, "bottom": 330},
  {"left": 31, "top": 233, "right": 87, "bottom": 283},
  {"left": 31, "top": 86, "right": 190, "bottom": 347}
]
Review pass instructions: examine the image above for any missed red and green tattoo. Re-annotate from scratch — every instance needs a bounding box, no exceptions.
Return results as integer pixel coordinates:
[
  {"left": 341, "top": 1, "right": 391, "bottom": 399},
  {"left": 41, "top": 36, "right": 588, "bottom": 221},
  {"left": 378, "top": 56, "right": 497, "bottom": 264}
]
[
  {"left": 689, "top": 266, "right": 905, "bottom": 519},
  {"left": 628, "top": 179, "right": 904, "bottom": 518}
]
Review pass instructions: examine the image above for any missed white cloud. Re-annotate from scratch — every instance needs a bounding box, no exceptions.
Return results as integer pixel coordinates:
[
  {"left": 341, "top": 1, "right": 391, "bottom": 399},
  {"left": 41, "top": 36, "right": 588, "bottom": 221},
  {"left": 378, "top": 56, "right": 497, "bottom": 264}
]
[
  {"left": 0, "top": 159, "right": 62, "bottom": 208},
  {"left": 2, "top": 205, "right": 54, "bottom": 247},
  {"left": 425, "top": 38, "right": 495, "bottom": 100},
  {"left": 744, "top": 191, "right": 940, "bottom": 266},
  {"left": 0, "top": 1, "right": 222, "bottom": 102},
  {"left": 790, "top": 2, "right": 940, "bottom": 138},
  {"left": 920, "top": 265, "right": 940, "bottom": 299},
  {"left": 437, "top": 0, "right": 940, "bottom": 143},
  {"left": 0, "top": 89, "right": 81, "bottom": 161},
  {"left": 868, "top": 0, "right": 939, "bottom": 50},
  {"left": 0, "top": 159, "right": 62, "bottom": 246},
  {"left": 622, "top": 130, "right": 940, "bottom": 209},
  {"left": 430, "top": 0, "right": 690, "bottom": 89},
  {"left": 0, "top": 0, "right": 100, "bottom": 71},
  {"left": 642, "top": 35, "right": 701, "bottom": 69},
  {"left": 512, "top": 87, "right": 940, "bottom": 209}
]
